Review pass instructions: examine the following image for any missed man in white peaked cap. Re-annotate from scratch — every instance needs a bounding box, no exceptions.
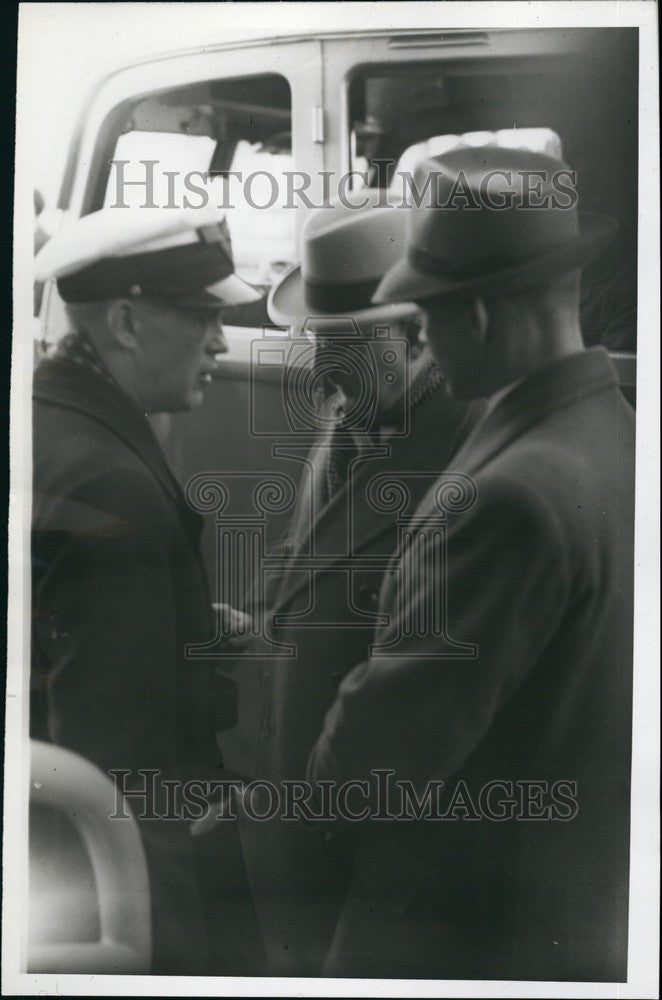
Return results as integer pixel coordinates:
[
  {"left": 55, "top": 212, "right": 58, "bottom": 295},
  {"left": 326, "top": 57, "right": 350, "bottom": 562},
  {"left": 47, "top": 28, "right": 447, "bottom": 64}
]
[{"left": 31, "top": 206, "right": 262, "bottom": 974}]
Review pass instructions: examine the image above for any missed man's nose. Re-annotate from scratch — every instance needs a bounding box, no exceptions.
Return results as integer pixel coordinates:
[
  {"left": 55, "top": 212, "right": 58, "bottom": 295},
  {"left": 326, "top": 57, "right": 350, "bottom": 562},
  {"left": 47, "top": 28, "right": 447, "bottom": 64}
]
[{"left": 207, "top": 316, "right": 229, "bottom": 355}]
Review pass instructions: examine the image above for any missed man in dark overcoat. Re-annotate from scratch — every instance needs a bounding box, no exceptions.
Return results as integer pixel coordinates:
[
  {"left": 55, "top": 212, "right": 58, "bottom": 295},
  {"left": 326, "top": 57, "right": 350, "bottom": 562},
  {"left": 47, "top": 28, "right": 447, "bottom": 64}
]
[
  {"left": 232, "top": 192, "right": 484, "bottom": 974},
  {"left": 31, "top": 205, "right": 261, "bottom": 973},
  {"left": 307, "top": 148, "right": 636, "bottom": 981}
]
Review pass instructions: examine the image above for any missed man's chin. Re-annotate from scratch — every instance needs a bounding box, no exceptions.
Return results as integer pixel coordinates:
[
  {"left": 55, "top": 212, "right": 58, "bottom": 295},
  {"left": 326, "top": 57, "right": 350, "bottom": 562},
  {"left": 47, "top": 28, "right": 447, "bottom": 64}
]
[
  {"left": 187, "top": 391, "right": 204, "bottom": 410},
  {"left": 445, "top": 377, "right": 485, "bottom": 401},
  {"left": 319, "top": 374, "right": 347, "bottom": 398},
  {"left": 333, "top": 382, "right": 362, "bottom": 406},
  {"left": 163, "top": 391, "right": 203, "bottom": 413}
]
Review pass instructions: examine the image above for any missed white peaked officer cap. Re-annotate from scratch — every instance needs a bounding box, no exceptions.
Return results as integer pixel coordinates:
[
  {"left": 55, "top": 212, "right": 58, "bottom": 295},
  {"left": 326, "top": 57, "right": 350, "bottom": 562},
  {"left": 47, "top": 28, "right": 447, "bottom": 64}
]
[{"left": 35, "top": 204, "right": 263, "bottom": 309}]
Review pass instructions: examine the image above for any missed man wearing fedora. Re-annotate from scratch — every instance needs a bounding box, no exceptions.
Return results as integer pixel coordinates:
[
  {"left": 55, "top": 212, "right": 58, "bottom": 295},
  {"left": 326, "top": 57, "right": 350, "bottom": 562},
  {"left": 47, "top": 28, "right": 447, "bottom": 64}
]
[
  {"left": 233, "top": 190, "right": 484, "bottom": 975},
  {"left": 307, "top": 147, "right": 635, "bottom": 980},
  {"left": 31, "top": 205, "right": 262, "bottom": 973}
]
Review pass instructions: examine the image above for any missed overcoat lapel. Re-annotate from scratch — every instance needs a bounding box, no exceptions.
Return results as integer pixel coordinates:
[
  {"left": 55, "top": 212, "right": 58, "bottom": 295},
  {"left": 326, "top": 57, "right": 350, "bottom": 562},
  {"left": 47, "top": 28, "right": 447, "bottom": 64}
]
[
  {"left": 33, "top": 359, "right": 205, "bottom": 549},
  {"left": 457, "top": 347, "right": 616, "bottom": 473},
  {"left": 417, "top": 348, "right": 619, "bottom": 521},
  {"left": 274, "top": 352, "right": 615, "bottom": 609},
  {"left": 275, "top": 386, "right": 483, "bottom": 609}
]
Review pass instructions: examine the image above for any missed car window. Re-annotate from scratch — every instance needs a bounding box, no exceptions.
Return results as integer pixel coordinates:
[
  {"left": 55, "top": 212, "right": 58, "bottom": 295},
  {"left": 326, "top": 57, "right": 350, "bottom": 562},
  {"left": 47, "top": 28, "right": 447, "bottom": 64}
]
[
  {"left": 102, "top": 73, "right": 296, "bottom": 327},
  {"left": 348, "top": 52, "right": 638, "bottom": 354}
]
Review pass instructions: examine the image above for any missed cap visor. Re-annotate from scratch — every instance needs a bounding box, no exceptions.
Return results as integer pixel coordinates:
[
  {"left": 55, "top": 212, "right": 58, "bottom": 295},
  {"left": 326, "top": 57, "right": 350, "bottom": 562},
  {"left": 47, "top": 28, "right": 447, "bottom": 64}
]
[{"left": 173, "top": 273, "right": 264, "bottom": 309}]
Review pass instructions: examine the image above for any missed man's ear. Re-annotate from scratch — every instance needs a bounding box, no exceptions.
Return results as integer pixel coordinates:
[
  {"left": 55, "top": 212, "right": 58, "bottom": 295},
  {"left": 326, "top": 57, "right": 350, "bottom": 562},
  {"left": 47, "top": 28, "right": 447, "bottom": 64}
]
[
  {"left": 402, "top": 316, "right": 428, "bottom": 360},
  {"left": 468, "top": 296, "right": 490, "bottom": 347},
  {"left": 106, "top": 299, "right": 139, "bottom": 350}
]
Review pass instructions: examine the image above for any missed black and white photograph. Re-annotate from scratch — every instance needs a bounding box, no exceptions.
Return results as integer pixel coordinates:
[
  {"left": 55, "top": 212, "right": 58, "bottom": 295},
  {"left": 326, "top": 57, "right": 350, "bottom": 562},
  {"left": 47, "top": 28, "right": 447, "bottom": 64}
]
[{"left": 4, "top": 2, "right": 659, "bottom": 996}]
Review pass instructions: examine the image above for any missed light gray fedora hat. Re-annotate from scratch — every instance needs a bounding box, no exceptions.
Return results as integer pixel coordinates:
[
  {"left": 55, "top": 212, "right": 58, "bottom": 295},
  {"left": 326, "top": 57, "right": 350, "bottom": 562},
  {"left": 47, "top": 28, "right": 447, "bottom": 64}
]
[{"left": 268, "top": 189, "right": 419, "bottom": 328}]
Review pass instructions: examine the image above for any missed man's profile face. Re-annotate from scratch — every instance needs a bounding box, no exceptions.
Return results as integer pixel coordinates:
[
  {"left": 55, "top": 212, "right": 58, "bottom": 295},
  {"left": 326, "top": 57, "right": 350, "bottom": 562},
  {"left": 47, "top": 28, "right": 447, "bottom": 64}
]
[
  {"left": 136, "top": 299, "right": 228, "bottom": 412},
  {"left": 309, "top": 316, "right": 417, "bottom": 425},
  {"left": 422, "top": 296, "right": 482, "bottom": 399}
]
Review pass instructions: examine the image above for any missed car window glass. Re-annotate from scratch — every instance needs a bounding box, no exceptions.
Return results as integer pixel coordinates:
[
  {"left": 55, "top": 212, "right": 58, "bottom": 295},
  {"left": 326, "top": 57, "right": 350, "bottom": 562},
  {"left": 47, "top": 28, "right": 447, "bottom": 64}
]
[
  {"left": 103, "top": 73, "right": 295, "bottom": 328},
  {"left": 348, "top": 58, "right": 637, "bottom": 353}
]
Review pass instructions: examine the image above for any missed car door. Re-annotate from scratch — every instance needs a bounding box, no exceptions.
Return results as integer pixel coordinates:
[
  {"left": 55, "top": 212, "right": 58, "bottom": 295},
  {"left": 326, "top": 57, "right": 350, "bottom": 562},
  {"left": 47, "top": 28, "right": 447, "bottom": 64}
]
[{"left": 321, "top": 26, "right": 638, "bottom": 389}]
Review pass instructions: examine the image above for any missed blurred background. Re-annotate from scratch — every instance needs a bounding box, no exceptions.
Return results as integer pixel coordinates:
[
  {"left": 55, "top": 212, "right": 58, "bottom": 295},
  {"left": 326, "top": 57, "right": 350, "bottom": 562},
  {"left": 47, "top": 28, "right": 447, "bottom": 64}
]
[{"left": 21, "top": 2, "right": 462, "bottom": 210}]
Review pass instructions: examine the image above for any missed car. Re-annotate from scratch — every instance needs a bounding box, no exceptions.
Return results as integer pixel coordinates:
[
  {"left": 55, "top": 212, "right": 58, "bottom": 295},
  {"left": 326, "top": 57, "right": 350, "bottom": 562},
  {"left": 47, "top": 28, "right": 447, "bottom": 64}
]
[{"left": 30, "top": 23, "right": 640, "bottom": 945}]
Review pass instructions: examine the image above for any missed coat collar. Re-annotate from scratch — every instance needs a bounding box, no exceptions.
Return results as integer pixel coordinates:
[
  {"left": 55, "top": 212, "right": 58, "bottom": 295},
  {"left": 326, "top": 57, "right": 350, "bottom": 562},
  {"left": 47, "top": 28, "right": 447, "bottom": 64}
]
[
  {"left": 275, "top": 349, "right": 616, "bottom": 611},
  {"left": 448, "top": 347, "right": 619, "bottom": 479},
  {"left": 276, "top": 385, "right": 484, "bottom": 608},
  {"left": 33, "top": 358, "right": 195, "bottom": 529}
]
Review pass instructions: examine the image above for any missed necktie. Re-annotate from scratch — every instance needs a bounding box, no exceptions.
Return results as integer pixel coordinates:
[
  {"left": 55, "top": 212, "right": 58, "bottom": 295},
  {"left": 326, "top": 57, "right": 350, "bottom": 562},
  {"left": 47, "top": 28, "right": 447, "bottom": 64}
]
[{"left": 324, "top": 425, "right": 363, "bottom": 502}]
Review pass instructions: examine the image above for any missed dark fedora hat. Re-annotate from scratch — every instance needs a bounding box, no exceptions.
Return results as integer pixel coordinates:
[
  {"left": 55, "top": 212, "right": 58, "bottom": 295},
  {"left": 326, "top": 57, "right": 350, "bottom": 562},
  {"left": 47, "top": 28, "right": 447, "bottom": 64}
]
[
  {"left": 374, "top": 146, "right": 616, "bottom": 304},
  {"left": 268, "top": 189, "right": 419, "bottom": 328}
]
